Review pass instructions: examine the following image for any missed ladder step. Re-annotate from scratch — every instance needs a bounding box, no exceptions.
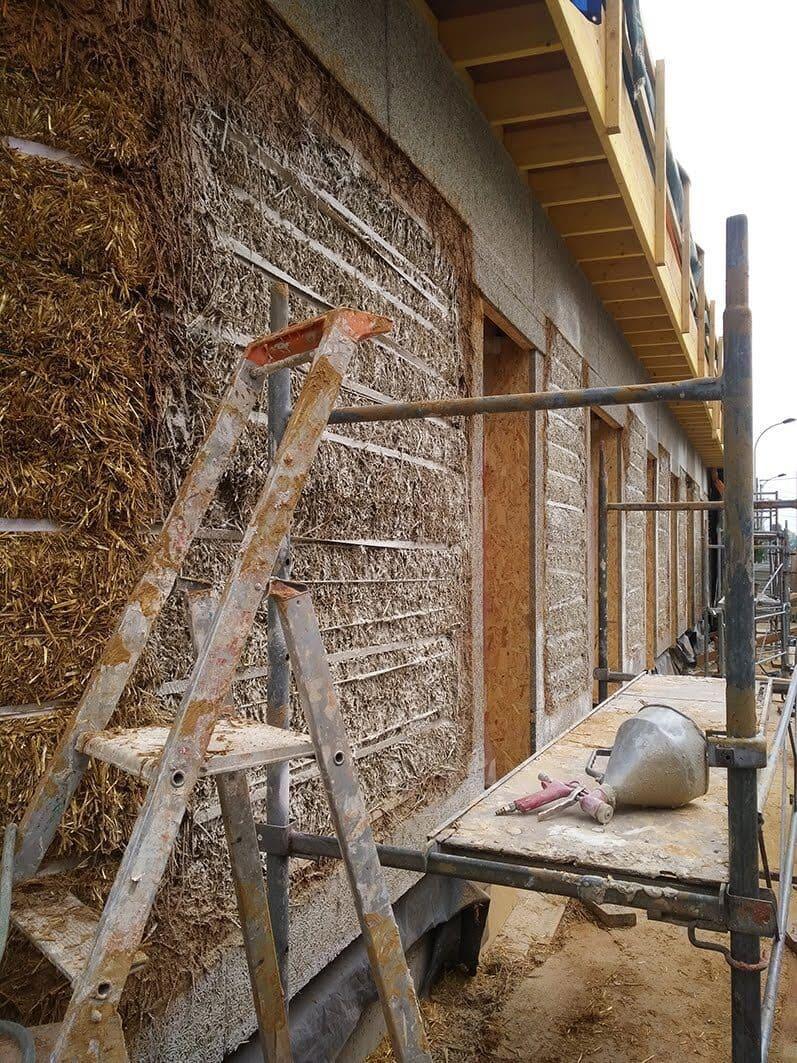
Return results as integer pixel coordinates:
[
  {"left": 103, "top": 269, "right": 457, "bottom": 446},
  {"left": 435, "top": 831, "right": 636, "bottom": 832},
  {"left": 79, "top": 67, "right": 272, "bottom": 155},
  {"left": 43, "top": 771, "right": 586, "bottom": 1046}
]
[
  {"left": 11, "top": 891, "right": 147, "bottom": 984},
  {"left": 79, "top": 719, "right": 315, "bottom": 781}
]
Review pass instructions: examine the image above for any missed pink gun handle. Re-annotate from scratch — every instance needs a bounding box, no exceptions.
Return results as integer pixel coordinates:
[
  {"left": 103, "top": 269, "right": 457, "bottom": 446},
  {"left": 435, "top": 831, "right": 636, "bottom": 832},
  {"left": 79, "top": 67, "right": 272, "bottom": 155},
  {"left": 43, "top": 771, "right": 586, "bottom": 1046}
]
[
  {"left": 512, "top": 778, "right": 579, "bottom": 813},
  {"left": 579, "top": 786, "right": 615, "bottom": 824}
]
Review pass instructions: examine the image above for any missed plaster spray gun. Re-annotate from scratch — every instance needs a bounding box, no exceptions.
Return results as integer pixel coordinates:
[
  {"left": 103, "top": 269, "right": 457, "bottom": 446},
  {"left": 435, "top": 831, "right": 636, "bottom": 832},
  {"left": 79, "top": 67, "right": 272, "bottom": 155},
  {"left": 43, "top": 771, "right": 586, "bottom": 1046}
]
[
  {"left": 495, "top": 705, "right": 711, "bottom": 827},
  {"left": 495, "top": 772, "right": 615, "bottom": 825}
]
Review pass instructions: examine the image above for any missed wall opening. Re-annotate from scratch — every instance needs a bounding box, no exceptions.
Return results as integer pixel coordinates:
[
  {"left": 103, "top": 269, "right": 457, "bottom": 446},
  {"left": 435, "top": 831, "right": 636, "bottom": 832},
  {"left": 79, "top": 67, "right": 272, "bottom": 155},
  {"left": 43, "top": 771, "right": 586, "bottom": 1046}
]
[
  {"left": 482, "top": 315, "right": 535, "bottom": 785},
  {"left": 590, "top": 412, "right": 622, "bottom": 703}
]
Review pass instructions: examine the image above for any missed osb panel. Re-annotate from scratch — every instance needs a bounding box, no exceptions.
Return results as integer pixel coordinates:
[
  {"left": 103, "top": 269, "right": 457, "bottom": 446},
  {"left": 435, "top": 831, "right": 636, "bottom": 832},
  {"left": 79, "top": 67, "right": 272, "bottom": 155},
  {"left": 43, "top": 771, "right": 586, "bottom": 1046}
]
[
  {"left": 483, "top": 341, "right": 533, "bottom": 784},
  {"left": 677, "top": 472, "right": 689, "bottom": 633},
  {"left": 692, "top": 481, "right": 706, "bottom": 625}
]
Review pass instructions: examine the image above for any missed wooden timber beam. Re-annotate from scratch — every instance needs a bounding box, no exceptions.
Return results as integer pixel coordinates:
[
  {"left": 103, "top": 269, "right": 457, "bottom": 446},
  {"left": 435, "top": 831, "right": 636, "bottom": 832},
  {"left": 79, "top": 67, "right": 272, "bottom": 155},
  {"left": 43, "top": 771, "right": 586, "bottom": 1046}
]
[
  {"left": 680, "top": 175, "right": 691, "bottom": 334},
  {"left": 606, "top": 297, "right": 668, "bottom": 320},
  {"left": 593, "top": 277, "right": 660, "bottom": 302},
  {"left": 567, "top": 228, "right": 644, "bottom": 262},
  {"left": 618, "top": 317, "right": 673, "bottom": 335},
  {"left": 547, "top": 198, "right": 631, "bottom": 236},
  {"left": 641, "top": 365, "right": 690, "bottom": 374},
  {"left": 644, "top": 365, "right": 691, "bottom": 376},
  {"left": 581, "top": 256, "right": 650, "bottom": 284},
  {"left": 633, "top": 342, "right": 683, "bottom": 357},
  {"left": 543, "top": 1, "right": 709, "bottom": 399},
  {"left": 709, "top": 299, "right": 717, "bottom": 371},
  {"left": 696, "top": 247, "right": 706, "bottom": 375},
  {"left": 638, "top": 351, "right": 689, "bottom": 362},
  {"left": 528, "top": 160, "right": 619, "bottom": 205},
  {"left": 605, "top": 0, "right": 622, "bottom": 134},
  {"left": 475, "top": 68, "right": 585, "bottom": 125},
  {"left": 439, "top": 3, "right": 562, "bottom": 68},
  {"left": 505, "top": 118, "right": 604, "bottom": 170},
  {"left": 624, "top": 329, "right": 679, "bottom": 346}
]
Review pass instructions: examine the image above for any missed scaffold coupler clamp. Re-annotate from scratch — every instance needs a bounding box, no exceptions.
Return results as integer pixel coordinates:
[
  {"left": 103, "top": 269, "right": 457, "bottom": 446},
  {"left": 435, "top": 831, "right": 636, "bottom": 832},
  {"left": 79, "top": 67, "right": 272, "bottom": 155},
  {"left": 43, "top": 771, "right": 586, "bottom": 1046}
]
[{"left": 705, "top": 729, "right": 767, "bottom": 769}]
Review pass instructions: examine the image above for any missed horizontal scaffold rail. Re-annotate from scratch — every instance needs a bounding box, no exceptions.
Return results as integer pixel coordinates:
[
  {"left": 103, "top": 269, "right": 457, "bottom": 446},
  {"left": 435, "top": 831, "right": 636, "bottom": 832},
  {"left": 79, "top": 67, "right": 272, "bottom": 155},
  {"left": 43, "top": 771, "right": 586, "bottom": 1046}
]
[
  {"left": 255, "top": 824, "right": 772, "bottom": 936},
  {"left": 328, "top": 376, "right": 723, "bottom": 424},
  {"left": 607, "top": 499, "right": 797, "bottom": 512}
]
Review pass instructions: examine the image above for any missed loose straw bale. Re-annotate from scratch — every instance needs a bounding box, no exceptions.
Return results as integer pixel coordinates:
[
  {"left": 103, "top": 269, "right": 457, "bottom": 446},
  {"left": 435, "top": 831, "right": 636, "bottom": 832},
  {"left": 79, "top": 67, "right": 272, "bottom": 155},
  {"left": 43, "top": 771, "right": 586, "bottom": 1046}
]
[
  {"left": 0, "top": 712, "right": 148, "bottom": 857},
  {"left": 1, "top": 531, "right": 143, "bottom": 646},
  {"left": 0, "top": 57, "right": 151, "bottom": 169},
  {"left": 0, "top": 258, "right": 157, "bottom": 530},
  {"left": 0, "top": 145, "right": 150, "bottom": 287}
]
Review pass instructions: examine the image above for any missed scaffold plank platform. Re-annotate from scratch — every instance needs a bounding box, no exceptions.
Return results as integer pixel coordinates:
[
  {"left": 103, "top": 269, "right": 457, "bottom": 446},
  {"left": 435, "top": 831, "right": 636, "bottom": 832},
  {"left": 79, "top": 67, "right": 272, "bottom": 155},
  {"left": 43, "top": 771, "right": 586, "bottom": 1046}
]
[{"left": 431, "top": 674, "right": 771, "bottom": 890}]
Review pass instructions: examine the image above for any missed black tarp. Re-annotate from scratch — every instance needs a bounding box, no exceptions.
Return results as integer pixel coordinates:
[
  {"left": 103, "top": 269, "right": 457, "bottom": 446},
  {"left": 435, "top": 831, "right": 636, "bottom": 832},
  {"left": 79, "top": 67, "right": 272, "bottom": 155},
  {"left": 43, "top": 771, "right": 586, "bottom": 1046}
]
[{"left": 229, "top": 875, "right": 488, "bottom": 1062}]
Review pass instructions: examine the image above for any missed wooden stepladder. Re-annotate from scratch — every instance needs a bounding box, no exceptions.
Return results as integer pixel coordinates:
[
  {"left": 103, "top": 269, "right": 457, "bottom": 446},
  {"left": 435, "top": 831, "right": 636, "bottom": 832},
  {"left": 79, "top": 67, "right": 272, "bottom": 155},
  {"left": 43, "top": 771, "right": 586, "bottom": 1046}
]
[{"left": 9, "top": 308, "right": 431, "bottom": 1062}]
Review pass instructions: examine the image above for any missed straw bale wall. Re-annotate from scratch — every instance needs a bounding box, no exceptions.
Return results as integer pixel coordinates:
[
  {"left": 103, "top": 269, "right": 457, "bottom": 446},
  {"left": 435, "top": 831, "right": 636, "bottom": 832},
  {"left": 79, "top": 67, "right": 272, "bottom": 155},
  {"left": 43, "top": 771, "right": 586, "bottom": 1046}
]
[{"left": 0, "top": 0, "right": 475, "bottom": 1039}]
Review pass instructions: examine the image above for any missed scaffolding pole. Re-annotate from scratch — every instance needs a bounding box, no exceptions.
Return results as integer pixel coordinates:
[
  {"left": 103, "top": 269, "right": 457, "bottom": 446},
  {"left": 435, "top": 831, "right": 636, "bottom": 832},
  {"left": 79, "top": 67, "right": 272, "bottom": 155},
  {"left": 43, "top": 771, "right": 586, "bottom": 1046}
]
[
  {"left": 267, "top": 282, "right": 292, "bottom": 994},
  {"left": 329, "top": 377, "right": 722, "bottom": 424},
  {"left": 723, "top": 215, "right": 761, "bottom": 1062}
]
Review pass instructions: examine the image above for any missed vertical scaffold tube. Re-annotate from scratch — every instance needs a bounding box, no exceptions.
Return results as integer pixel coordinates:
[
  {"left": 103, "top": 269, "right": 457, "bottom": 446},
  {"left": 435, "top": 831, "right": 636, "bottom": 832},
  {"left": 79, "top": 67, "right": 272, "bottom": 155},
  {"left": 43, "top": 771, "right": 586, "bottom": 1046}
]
[
  {"left": 722, "top": 215, "right": 762, "bottom": 1062},
  {"left": 267, "top": 282, "right": 292, "bottom": 996}
]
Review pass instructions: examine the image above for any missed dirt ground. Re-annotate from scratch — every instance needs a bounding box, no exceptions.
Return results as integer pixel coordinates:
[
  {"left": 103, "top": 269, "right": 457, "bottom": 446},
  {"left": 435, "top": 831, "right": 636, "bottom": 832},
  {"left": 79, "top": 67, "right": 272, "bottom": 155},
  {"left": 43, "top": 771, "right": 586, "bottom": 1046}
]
[{"left": 370, "top": 888, "right": 795, "bottom": 1063}]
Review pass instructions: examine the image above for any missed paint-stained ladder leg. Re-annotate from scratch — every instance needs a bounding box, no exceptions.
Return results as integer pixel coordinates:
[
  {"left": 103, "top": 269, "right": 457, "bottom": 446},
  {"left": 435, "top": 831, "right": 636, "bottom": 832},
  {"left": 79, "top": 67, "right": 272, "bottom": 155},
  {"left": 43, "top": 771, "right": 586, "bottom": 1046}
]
[
  {"left": 218, "top": 771, "right": 292, "bottom": 1062},
  {"left": 183, "top": 581, "right": 291, "bottom": 1062},
  {"left": 272, "top": 580, "right": 431, "bottom": 1063}
]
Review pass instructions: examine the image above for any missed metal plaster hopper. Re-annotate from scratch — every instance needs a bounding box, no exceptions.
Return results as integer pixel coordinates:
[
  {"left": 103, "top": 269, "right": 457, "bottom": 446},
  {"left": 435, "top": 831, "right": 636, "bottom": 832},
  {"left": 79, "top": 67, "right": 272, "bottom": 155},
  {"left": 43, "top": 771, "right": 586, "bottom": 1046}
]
[{"left": 586, "top": 703, "right": 709, "bottom": 809}]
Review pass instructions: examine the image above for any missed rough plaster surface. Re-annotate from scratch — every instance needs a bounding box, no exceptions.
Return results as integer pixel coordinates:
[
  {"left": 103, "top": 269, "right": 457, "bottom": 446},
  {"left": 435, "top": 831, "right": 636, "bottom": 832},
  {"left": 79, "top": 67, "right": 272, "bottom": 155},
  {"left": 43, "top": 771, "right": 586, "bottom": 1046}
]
[
  {"left": 657, "top": 446, "right": 672, "bottom": 653},
  {"left": 133, "top": 14, "right": 481, "bottom": 1058},
  {"left": 623, "top": 412, "right": 647, "bottom": 672},
  {"left": 540, "top": 329, "right": 591, "bottom": 746},
  {"left": 269, "top": 0, "right": 708, "bottom": 488}
]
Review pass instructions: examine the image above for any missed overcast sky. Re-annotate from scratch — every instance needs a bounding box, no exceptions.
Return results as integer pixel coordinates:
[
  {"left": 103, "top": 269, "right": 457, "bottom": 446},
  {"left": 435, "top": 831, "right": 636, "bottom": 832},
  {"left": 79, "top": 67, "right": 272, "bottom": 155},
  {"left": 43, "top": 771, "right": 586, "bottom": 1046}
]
[{"left": 640, "top": 1, "right": 796, "bottom": 516}]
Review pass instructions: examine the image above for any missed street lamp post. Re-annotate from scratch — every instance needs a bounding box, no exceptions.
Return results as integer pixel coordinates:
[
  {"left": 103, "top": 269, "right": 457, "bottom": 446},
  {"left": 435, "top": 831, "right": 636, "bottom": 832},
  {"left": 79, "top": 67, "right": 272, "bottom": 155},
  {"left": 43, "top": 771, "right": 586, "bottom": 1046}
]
[
  {"left": 754, "top": 418, "right": 796, "bottom": 495},
  {"left": 759, "top": 472, "right": 787, "bottom": 489}
]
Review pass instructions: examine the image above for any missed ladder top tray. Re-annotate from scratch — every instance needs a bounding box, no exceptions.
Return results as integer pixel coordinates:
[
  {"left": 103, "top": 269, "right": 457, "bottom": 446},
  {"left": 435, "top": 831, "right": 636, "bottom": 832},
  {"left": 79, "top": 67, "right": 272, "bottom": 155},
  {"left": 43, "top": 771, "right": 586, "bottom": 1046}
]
[
  {"left": 80, "top": 719, "right": 315, "bottom": 781},
  {"left": 430, "top": 674, "right": 771, "bottom": 890}
]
